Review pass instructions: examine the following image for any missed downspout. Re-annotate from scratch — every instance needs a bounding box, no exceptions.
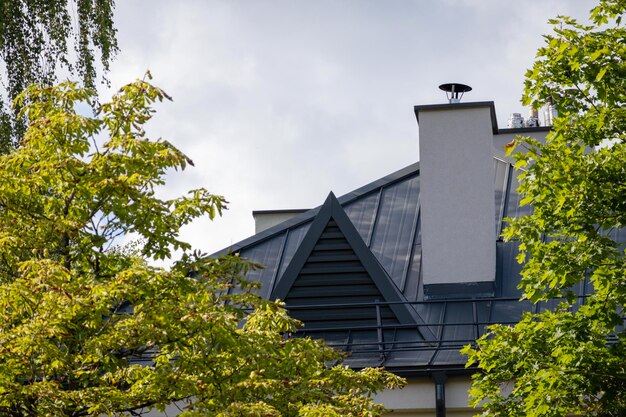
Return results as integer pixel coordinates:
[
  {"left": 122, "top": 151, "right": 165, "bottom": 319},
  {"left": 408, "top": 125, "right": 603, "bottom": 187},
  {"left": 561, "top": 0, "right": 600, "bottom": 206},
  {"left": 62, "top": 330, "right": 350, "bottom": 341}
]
[{"left": 433, "top": 372, "right": 447, "bottom": 417}]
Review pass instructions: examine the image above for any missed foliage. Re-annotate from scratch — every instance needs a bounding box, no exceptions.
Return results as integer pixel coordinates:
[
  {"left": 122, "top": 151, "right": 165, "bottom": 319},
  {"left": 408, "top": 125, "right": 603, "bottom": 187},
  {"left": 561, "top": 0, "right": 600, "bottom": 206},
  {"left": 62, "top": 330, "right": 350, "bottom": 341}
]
[
  {"left": 462, "top": 1, "right": 626, "bottom": 416},
  {"left": 0, "top": 0, "right": 118, "bottom": 152},
  {"left": 0, "top": 77, "right": 404, "bottom": 416}
]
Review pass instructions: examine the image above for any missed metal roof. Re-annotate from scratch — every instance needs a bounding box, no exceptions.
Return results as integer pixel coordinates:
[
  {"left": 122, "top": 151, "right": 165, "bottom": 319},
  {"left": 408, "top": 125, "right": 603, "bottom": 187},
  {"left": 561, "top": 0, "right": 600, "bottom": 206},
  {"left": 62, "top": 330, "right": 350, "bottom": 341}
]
[{"left": 213, "top": 158, "right": 593, "bottom": 375}]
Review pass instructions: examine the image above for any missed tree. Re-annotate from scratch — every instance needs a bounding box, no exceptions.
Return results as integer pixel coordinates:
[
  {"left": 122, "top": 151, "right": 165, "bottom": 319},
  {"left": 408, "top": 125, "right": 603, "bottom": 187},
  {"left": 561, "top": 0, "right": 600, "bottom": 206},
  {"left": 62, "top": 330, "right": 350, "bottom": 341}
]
[
  {"left": 0, "top": 76, "right": 404, "bottom": 416},
  {"left": 0, "top": 0, "right": 118, "bottom": 153},
  {"left": 462, "top": 1, "right": 626, "bottom": 416}
]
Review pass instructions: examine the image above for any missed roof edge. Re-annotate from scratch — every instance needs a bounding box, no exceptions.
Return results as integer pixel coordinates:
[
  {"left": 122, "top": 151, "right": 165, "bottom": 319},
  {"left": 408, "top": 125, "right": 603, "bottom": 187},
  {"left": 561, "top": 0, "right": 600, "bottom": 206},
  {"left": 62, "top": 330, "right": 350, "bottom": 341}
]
[
  {"left": 496, "top": 126, "right": 552, "bottom": 135},
  {"left": 252, "top": 209, "right": 309, "bottom": 215}
]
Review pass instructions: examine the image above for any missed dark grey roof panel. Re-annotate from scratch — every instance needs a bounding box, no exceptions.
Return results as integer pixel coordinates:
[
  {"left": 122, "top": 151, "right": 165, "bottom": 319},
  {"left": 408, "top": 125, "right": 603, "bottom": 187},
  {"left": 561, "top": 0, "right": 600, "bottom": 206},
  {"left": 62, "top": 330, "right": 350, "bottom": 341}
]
[
  {"left": 494, "top": 158, "right": 510, "bottom": 235},
  {"left": 237, "top": 233, "right": 286, "bottom": 298},
  {"left": 370, "top": 176, "right": 420, "bottom": 292},
  {"left": 490, "top": 299, "right": 533, "bottom": 324},
  {"left": 414, "top": 302, "right": 444, "bottom": 339},
  {"left": 384, "top": 329, "right": 436, "bottom": 367},
  {"left": 475, "top": 300, "right": 493, "bottom": 337},
  {"left": 503, "top": 168, "right": 533, "bottom": 220},
  {"left": 496, "top": 241, "right": 524, "bottom": 298},
  {"left": 344, "top": 191, "right": 380, "bottom": 245},
  {"left": 345, "top": 330, "right": 385, "bottom": 366},
  {"left": 430, "top": 349, "right": 466, "bottom": 366},
  {"left": 441, "top": 302, "right": 475, "bottom": 344},
  {"left": 403, "top": 223, "right": 422, "bottom": 303},
  {"left": 275, "top": 223, "right": 311, "bottom": 281}
]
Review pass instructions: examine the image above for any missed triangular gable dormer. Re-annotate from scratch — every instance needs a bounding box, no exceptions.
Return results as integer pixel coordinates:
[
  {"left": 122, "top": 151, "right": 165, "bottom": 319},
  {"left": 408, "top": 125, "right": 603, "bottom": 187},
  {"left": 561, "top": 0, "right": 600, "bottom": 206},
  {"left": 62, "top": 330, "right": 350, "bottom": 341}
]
[{"left": 271, "top": 192, "right": 433, "bottom": 340}]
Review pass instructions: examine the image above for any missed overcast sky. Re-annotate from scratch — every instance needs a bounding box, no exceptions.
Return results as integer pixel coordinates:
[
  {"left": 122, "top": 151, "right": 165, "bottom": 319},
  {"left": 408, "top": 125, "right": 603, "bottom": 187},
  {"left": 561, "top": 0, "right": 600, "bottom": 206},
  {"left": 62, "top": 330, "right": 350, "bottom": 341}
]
[{"left": 101, "top": 0, "right": 595, "bottom": 259}]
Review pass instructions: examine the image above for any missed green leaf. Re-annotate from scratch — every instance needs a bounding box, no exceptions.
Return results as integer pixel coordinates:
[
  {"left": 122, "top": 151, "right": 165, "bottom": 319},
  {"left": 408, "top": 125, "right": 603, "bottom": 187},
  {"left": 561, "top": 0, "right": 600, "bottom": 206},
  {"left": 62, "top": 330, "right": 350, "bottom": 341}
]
[{"left": 466, "top": 2, "right": 626, "bottom": 416}]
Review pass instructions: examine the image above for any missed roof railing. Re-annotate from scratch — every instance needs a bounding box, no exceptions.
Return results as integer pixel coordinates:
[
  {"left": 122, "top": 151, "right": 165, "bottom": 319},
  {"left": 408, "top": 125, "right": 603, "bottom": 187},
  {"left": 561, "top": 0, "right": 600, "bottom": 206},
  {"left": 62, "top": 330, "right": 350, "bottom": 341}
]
[{"left": 282, "top": 294, "right": 602, "bottom": 370}]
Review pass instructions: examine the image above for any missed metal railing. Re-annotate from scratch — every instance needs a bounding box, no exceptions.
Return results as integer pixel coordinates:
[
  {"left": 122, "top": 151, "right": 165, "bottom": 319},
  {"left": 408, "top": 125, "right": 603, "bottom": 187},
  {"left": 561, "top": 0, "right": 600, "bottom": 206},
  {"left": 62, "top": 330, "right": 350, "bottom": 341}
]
[{"left": 285, "top": 295, "right": 593, "bottom": 367}]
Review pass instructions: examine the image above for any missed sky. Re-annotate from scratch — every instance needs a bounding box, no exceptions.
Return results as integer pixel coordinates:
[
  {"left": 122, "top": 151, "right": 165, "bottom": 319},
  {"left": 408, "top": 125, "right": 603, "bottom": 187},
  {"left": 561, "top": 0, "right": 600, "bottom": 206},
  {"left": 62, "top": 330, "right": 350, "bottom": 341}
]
[{"left": 100, "top": 0, "right": 596, "bottom": 259}]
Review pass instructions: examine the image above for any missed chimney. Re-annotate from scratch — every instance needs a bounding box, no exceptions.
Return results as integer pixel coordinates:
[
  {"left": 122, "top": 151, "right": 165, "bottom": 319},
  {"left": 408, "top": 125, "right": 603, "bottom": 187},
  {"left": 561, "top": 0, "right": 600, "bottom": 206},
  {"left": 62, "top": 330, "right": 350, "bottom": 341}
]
[
  {"left": 414, "top": 85, "right": 496, "bottom": 298},
  {"left": 252, "top": 209, "right": 308, "bottom": 233}
]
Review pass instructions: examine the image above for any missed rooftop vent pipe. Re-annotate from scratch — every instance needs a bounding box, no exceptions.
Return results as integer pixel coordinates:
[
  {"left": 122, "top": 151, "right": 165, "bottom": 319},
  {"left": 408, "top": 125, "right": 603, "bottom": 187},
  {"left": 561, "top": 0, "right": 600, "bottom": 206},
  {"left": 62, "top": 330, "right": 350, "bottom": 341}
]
[
  {"left": 544, "top": 103, "right": 557, "bottom": 126},
  {"left": 439, "top": 83, "right": 472, "bottom": 104},
  {"left": 507, "top": 113, "right": 524, "bottom": 128},
  {"left": 526, "top": 107, "right": 540, "bottom": 127}
]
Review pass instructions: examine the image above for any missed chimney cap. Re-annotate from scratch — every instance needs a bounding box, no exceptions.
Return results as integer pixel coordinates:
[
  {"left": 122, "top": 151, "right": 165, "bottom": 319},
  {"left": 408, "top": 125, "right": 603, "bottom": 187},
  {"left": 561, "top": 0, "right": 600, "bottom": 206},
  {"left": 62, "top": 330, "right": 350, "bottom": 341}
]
[{"left": 439, "top": 83, "right": 472, "bottom": 103}]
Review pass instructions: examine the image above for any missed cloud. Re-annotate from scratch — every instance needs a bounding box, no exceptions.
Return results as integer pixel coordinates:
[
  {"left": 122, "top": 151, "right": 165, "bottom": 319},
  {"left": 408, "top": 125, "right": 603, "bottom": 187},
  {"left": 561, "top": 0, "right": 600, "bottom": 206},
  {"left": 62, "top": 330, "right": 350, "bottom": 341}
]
[{"left": 102, "top": 0, "right": 596, "bottom": 260}]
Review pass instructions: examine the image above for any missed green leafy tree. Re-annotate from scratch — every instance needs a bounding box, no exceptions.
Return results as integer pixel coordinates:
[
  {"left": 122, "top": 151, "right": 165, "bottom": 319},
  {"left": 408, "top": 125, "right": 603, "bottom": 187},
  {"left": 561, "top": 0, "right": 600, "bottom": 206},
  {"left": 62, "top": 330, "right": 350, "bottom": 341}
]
[
  {"left": 462, "top": 1, "right": 626, "bottom": 416},
  {"left": 0, "top": 77, "right": 404, "bottom": 416},
  {"left": 0, "top": 0, "right": 118, "bottom": 152}
]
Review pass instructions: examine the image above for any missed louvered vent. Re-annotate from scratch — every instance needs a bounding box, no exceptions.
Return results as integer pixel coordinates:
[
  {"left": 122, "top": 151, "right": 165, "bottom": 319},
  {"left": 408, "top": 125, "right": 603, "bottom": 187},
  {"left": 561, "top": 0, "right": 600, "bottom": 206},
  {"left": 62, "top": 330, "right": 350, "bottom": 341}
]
[{"left": 284, "top": 219, "right": 398, "bottom": 330}]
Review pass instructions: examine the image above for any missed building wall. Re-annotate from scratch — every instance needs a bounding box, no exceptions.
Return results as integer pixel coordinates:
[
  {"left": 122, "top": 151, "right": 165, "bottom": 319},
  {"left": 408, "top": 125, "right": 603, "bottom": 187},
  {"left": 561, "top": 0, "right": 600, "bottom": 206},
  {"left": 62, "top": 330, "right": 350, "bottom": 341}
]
[
  {"left": 376, "top": 377, "right": 478, "bottom": 417},
  {"left": 492, "top": 129, "right": 550, "bottom": 160},
  {"left": 140, "top": 377, "right": 478, "bottom": 417}
]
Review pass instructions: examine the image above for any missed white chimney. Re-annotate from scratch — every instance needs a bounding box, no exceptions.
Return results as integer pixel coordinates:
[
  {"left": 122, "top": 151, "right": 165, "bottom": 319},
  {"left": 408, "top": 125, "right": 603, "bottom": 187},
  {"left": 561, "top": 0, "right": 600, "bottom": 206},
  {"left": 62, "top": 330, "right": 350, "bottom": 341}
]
[
  {"left": 252, "top": 209, "right": 308, "bottom": 233},
  {"left": 414, "top": 91, "right": 496, "bottom": 298}
]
